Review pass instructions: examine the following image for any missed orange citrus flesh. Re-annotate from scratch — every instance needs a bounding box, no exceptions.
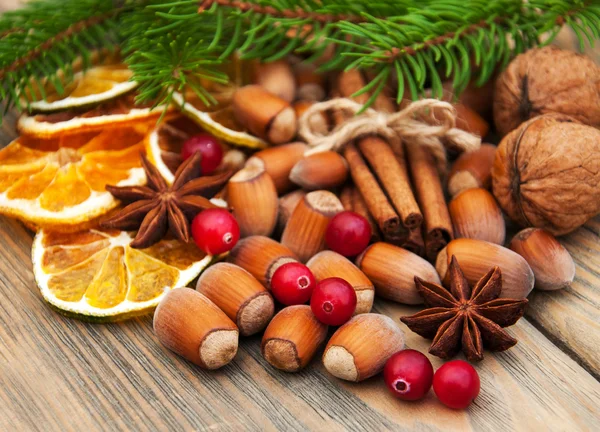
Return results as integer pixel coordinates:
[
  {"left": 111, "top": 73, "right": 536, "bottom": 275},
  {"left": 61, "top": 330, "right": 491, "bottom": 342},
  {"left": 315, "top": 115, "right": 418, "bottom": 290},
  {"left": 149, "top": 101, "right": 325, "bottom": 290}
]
[
  {"left": 32, "top": 228, "right": 213, "bottom": 321},
  {"left": 0, "top": 123, "right": 152, "bottom": 229}
]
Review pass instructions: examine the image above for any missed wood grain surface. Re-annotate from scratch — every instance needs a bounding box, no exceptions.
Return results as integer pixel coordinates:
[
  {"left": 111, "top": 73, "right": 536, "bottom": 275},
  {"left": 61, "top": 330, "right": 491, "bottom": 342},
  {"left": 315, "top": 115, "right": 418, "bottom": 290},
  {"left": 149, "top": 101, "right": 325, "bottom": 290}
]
[{"left": 1, "top": 1, "right": 599, "bottom": 429}]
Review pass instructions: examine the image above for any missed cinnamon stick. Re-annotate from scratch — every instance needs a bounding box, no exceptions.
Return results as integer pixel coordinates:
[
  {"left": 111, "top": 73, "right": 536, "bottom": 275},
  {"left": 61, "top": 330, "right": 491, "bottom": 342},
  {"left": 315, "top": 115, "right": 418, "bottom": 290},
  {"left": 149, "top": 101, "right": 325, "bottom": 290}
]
[
  {"left": 357, "top": 138, "right": 422, "bottom": 230},
  {"left": 405, "top": 142, "right": 454, "bottom": 261},
  {"left": 337, "top": 70, "right": 369, "bottom": 105},
  {"left": 343, "top": 143, "right": 402, "bottom": 239},
  {"left": 334, "top": 71, "right": 404, "bottom": 240},
  {"left": 350, "top": 186, "right": 381, "bottom": 243},
  {"left": 340, "top": 185, "right": 354, "bottom": 211},
  {"left": 402, "top": 228, "right": 425, "bottom": 257}
]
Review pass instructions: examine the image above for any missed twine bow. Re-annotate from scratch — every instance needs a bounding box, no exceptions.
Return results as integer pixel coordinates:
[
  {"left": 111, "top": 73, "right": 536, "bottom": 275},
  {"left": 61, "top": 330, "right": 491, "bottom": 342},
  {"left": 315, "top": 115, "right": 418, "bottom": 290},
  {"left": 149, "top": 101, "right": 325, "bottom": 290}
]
[{"left": 298, "top": 98, "right": 481, "bottom": 172}]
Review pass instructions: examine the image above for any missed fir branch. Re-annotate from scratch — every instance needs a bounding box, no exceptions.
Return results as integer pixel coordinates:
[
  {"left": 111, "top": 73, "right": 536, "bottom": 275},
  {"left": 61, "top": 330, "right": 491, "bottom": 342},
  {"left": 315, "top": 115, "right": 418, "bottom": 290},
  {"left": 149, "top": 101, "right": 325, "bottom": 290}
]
[
  {"left": 323, "top": 1, "right": 530, "bottom": 103},
  {"left": 122, "top": 0, "right": 229, "bottom": 108},
  {"left": 0, "top": 0, "right": 132, "bottom": 114},
  {"left": 0, "top": 11, "right": 119, "bottom": 80},
  {"left": 383, "top": 18, "right": 505, "bottom": 60},
  {"left": 197, "top": 0, "right": 368, "bottom": 23},
  {"left": 0, "top": 0, "right": 598, "bottom": 120}
]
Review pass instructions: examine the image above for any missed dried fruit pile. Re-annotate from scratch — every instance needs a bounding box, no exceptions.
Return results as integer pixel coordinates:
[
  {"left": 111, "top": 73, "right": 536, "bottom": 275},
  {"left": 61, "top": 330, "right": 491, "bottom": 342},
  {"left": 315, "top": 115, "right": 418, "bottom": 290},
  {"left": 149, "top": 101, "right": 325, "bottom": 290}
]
[
  {"left": 2, "top": 46, "right": 598, "bottom": 410},
  {"left": 1, "top": 59, "right": 248, "bottom": 321}
]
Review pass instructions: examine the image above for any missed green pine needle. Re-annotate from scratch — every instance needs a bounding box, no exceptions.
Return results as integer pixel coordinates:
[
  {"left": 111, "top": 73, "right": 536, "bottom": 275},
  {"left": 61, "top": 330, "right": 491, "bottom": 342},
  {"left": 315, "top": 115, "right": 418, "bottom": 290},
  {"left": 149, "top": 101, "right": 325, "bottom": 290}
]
[{"left": 0, "top": 0, "right": 598, "bottom": 120}]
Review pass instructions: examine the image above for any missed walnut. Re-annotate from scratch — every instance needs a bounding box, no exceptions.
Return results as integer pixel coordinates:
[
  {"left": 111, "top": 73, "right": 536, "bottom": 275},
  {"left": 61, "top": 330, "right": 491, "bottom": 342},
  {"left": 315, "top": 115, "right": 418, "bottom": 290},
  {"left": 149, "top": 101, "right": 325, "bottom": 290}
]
[
  {"left": 493, "top": 46, "right": 600, "bottom": 135},
  {"left": 492, "top": 114, "right": 600, "bottom": 235}
]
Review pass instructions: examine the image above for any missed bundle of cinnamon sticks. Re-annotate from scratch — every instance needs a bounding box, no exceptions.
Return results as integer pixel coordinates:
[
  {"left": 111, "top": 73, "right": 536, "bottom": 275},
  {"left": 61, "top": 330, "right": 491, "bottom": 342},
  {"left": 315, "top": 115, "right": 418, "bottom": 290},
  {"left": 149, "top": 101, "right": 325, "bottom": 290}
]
[{"left": 333, "top": 70, "right": 454, "bottom": 261}]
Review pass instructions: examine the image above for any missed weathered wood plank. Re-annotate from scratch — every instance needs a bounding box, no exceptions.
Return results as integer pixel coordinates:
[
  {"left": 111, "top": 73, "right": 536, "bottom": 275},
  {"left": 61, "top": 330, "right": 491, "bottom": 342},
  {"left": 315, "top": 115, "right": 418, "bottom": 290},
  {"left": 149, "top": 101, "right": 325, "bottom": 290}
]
[
  {"left": 524, "top": 216, "right": 600, "bottom": 379},
  {"left": 377, "top": 300, "right": 600, "bottom": 431}
]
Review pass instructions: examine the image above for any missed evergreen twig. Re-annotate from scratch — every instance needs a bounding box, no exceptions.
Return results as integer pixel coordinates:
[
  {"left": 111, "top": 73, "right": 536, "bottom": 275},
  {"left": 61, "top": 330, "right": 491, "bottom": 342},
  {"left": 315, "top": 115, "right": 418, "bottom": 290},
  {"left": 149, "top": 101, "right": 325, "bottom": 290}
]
[
  {"left": 0, "top": 10, "right": 119, "bottom": 80},
  {"left": 0, "top": 0, "right": 598, "bottom": 118},
  {"left": 197, "top": 0, "right": 367, "bottom": 22}
]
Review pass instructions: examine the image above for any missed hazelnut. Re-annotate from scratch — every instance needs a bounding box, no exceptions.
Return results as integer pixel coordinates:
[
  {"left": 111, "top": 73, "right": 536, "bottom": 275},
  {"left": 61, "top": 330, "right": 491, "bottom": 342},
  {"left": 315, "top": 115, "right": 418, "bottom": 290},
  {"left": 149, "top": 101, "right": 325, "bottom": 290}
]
[
  {"left": 248, "top": 142, "right": 307, "bottom": 194},
  {"left": 289, "top": 151, "right": 349, "bottom": 191},
  {"left": 262, "top": 305, "right": 328, "bottom": 372},
  {"left": 449, "top": 188, "right": 505, "bottom": 245},
  {"left": 153, "top": 289, "right": 238, "bottom": 369},
  {"left": 196, "top": 263, "right": 275, "bottom": 336},
  {"left": 436, "top": 238, "right": 534, "bottom": 299},
  {"left": 509, "top": 228, "right": 575, "bottom": 291},
  {"left": 254, "top": 60, "right": 296, "bottom": 102},
  {"left": 356, "top": 242, "right": 440, "bottom": 305},
  {"left": 322, "top": 313, "right": 405, "bottom": 382},
  {"left": 227, "top": 159, "right": 279, "bottom": 237},
  {"left": 447, "top": 144, "right": 496, "bottom": 197},
  {"left": 281, "top": 190, "right": 343, "bottom": 262},
  {"left": 232, "top": 85, "right": 297, "bottom": 144}
]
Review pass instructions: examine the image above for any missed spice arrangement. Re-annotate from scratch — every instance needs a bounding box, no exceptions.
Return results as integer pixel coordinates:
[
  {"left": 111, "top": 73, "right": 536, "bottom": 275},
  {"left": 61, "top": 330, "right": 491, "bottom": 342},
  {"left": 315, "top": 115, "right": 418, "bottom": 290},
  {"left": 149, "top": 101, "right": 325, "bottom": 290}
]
[{"left": 1, "top": 0, "right": 600, "bottom": 416}]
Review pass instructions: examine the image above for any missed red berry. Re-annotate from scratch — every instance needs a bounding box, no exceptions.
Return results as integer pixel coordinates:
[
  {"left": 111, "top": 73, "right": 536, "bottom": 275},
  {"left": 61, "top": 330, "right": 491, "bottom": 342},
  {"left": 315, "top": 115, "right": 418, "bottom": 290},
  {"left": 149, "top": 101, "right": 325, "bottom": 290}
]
[
  {"left": 325, "top": 211, "right": 371, "bottom": 257},
  {"left": 270, "top": 262, "right": 316, "bottom": 305},
  {"left": 181, "top": 133, "right": 224, "bottom": 175},
  {"left": 433, "top": 360, "right": 481, "bottom": 409},
  {"left": 383, "top": 349, "right": 434, "bottom": 401},
  {"left": 310, "top": 277, "right": 357, "bottom": 326},
  {"left": 191, "top": 209, "right": 240, "bottom": 255}
]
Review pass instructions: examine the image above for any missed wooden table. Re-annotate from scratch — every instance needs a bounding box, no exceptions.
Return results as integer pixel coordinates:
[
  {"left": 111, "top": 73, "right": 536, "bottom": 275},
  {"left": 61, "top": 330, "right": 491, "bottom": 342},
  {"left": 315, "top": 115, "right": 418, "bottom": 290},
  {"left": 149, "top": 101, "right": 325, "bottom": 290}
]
[{"left": 1, "top": 2, "right": 600, "bottom": 430}]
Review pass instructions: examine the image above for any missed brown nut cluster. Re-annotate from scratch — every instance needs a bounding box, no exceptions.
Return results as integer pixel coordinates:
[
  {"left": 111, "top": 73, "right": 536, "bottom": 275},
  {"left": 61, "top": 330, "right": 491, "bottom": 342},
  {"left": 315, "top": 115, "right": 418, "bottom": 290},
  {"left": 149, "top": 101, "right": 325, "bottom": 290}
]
[{"left": 151, "top": 47, "right": 597, "bottom": 380}]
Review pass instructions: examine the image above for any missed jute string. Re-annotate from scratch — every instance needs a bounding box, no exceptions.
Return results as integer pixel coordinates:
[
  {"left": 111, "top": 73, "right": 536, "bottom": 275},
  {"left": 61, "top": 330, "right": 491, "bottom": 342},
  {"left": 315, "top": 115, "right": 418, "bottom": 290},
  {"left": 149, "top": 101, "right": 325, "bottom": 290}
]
[{"left": 298, "top": 98, "right": 481, "bottom": 172}]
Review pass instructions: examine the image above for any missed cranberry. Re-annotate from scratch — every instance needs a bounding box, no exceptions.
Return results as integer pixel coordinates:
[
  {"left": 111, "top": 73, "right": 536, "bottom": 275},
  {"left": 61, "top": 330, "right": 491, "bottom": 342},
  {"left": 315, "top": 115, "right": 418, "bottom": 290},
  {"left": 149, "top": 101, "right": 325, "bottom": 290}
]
[
  {"left": 325, "top": 211, "right": 371, "bottom": 257},
  {"left": 270, "top": 262, "right": 316, "bottom": 305},
  {"left": 181, "top": 133, "right": 223, "bottom": 175},
  {"left": 310, "top": 277, "right": 356, "bottom": 326},
  {"left": 433, "top": 360, "right": 480, "bottom": 409},
  {"left": 191, "top": 209, "right": 240, "bottom": 255},
  {"left": 383, "top": 349, "right": 434, "bottom": 401}
]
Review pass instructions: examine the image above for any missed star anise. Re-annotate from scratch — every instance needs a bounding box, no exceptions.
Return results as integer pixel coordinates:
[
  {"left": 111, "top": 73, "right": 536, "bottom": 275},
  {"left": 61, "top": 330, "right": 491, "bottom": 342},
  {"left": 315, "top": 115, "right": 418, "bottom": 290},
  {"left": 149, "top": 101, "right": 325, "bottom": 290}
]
[
  {"left": 101, "top": 152, "right": 232, "bottom": 249},
  {"left": 400, "top": 256, "right": 528, "bottom": 362}
]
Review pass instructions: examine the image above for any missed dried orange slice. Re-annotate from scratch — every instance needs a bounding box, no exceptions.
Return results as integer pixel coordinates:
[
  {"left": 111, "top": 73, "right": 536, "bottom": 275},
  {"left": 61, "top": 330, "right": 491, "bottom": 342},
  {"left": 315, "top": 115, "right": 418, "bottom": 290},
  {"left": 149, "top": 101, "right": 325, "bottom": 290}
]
[
  {"left": 145, "top": 115, "right": 247, "bottom": 183},
  {"left": 28, "top": 63, "right": 137, "bottom": 113},
  {"left": 32, "top": 228, "right": 214, "bottom": 321},
  {"left": 18, "top": 94, "right": 169, "bottom": 139},
  {"left": 172, "top": 92, "right": 267, "bottom": 150},
  {"left": 0, "top": 124, "right": 151, "bottom": 229}
]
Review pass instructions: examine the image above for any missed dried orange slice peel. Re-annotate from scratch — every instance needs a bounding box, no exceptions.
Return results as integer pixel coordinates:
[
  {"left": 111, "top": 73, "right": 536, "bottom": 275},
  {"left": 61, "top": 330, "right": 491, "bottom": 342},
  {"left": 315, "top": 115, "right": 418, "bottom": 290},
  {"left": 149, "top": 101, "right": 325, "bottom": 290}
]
[
  {"left": 18, "top": 94, "right": 170, "bottom": 138},
  {"left": 172, "top": 91, "right": 267, "bottom": 150},
  {"left": 145, "top": 115, "right": 200, "bottom": 183},
  {"left": 145, "top": 115, "right": 247, "bottom": 184},
  {"left": 29, "top": 64, "right": 138, "bottom": 113},
  {"left": 32, "top": 228, "right": 214, "bottom": 321},
  {"left": 0, "top": 125, "right": 149, "bottom": 229}
]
